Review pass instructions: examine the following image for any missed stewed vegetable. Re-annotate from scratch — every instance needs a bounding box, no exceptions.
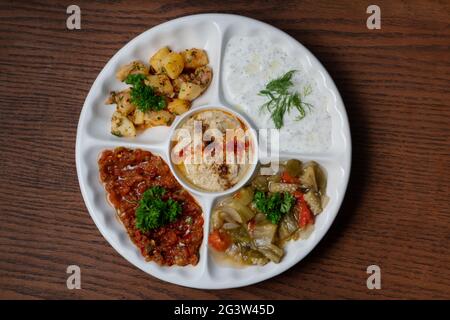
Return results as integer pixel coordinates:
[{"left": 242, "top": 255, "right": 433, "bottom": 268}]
[{"left": 209, "top": 159, "right": 328, "bottom": 266}]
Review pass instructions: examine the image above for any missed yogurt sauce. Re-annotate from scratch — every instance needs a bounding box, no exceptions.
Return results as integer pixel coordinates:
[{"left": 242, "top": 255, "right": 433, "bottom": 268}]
[{"left": 223, "top": 36, "right": 331, "bottom": 153}]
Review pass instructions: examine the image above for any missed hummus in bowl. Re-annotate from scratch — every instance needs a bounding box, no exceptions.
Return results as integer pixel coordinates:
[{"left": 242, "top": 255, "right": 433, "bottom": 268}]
[{"left": 169, "top": 106, "right": 258, "bottom": 193}]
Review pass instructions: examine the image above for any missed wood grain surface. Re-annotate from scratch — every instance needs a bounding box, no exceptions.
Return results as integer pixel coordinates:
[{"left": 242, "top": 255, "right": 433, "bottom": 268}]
[{"left": 0, "top": 0, "right": 449, "bottom": 300}]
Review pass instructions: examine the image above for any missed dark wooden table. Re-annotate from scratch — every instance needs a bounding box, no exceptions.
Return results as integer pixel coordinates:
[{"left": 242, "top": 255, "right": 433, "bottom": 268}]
[{"left": 0, "top": 0, "right": 449, "bottom": 300}]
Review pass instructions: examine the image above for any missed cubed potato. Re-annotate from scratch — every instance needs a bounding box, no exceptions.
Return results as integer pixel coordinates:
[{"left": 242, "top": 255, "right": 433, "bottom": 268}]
[
  {"left": 171, "top": 74, "right": 190, "bottom": 93},
  {"left": 171, "top": 77, "right": 183, "bottom": 94},
  {"left": 149, "top": 47, "right": 171, "bottom": 74},
  {"left": 144, "top": 74, "right": 173, "bottom": 96},
  {"left": 107, "top": 89, "right": 135, "bottom": 115},
  {"left": 115, "top": 90, "right": 136, "bottom": 115},
  {"left": 178, "top": 82, "right": 203, "bottom": 101},
  {"left": 132, "top": 109, "right": 145, "bottom": 125},
  {"left": 116, "top": 61, "right": 148, "bottom": 81},
  {"left": 111, "top": 111, "right": 136, "bottom": 137},
  {"left": 194, "top": 66, "right": 212, "bottom": 88},
  {"left": 144, "top": 110, "right": 174, "bottom": 127},
  {"left": 181, "top": 48, "right": 208, "bottom": 69},
  {"left": 105, "top": 91, "right": 116, "bottom": 104},
  {"left": 167, "top": 99, "right": 191, "bottom": 115},
  {"left": 161, "top": 52, "right": 184, "bottom": 79}
]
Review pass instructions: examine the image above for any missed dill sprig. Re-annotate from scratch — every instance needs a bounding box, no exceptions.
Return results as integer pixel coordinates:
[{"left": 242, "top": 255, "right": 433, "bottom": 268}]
[{"left": 259, "top": 70, "right": 313, "bottom": 129}]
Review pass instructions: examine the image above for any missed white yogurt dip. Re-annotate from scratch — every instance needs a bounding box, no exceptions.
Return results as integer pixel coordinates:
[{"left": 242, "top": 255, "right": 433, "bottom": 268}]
[{"left": 223, "top": 36, "right": 331, "bottom": 153}]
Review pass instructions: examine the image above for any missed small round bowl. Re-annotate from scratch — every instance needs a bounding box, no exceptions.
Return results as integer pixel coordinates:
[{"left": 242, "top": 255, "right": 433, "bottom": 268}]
[{"left": 166, "top": 104, "right": 259, "bottom": 197}]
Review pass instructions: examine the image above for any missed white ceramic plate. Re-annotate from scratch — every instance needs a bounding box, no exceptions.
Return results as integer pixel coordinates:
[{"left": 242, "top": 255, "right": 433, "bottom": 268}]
[{"left": 76, "top": 13, "right": 351, "bottom": 289}]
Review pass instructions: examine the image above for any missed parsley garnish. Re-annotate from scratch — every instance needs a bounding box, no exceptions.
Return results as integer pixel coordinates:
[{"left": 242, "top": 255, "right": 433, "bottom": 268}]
[
  {"left": 135, "top": 186, "right": 182, "bottom": 232},
  {"left": 259, "top": 70, "right": 313, "bottom": 129},
  {"left": 124, "top": 74, "right": 166, "bottom": 112},
  {"left": 253, "top": 190, "right": 295, "bottom": 224}
]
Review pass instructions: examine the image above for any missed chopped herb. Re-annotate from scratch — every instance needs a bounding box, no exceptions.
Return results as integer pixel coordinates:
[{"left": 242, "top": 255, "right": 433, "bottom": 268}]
[
  {"left": 125, "top": 74, "right": 166, "bottom": 112},
  {"left": 253, "top": 190, "right": 295, "bottom": 224},
  {"left": 259, "top": 70, "right": 313, "bottom": 129},
  {"left": 135, "top": 186, "right": 182, "bottom": 232}
]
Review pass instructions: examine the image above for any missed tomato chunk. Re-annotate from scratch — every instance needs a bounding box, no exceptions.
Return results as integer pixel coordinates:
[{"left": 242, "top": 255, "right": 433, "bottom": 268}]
[
  {"left": 208, "top": 229, "right": 231, "bottom": 251},
  {"left": 293, "top": 191, "right": 314, "bottom": 228},
  {"left": 281, "top": 171, "right": 299, "bottom": 184}
]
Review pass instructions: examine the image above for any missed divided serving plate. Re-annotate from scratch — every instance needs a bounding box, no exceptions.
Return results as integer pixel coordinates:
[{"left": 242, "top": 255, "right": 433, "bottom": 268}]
[{"left": 76, "top": 13, "right": 351, "bottom": 289}]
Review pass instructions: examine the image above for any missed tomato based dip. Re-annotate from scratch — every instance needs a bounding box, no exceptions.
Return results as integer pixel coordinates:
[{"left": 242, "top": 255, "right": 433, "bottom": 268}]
[{"left": 98, "top": 147, "right": 203, "bottom": 266}]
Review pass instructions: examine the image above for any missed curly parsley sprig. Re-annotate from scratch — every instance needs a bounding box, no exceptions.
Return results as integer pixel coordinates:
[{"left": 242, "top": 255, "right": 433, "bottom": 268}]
[
  {"left": 259, "top": 70, "right": 313, "bottom": 129},
  {"left": 253, "top": 190, "right": 295, "bottom": 224},
  {"left": 135, "top": 186, "right": 182, "bottom": 232},
  {"left": 125, "top": 74, "right": 166, "bottom": 112}
]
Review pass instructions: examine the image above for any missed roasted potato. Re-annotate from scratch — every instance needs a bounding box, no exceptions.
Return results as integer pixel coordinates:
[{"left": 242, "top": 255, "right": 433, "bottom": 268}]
[
  {"left": 111, "top": 111, "right": 136, "bottom": 137},
  {"left": 144, "top": 110, "right": 174, "bottom": 127},
  {"left": 161, "top": 52, "right": 184, "bottom": 79},
  {"left": 105, "top": 92, "right": 116, "bottom": 105},
  {"left": 107, "top": 89, "right": 135, "bottom": 115},
  {"left": 116, "top": 61, "right": 148, "bottom": 81},
  {"left": 109, "top": 46, "right": 212, "bottom": 137},
  {"left": 149, "top": 46, "right": 171, "bottom": 74},
  {"left": 171, "top": 77, "right": 183, "bottom": 94},
  {"left": 171, "top": 74, "right": 190, "bottom": 93},
  {"left": 167, "top": 99, "right": 191, "bottom": 115},
  {"left": 145, "top": 74, "right": 174, "bottom": 96},
  {"left": 132, "top": 109, "right": 145, "bottom": 125},
  {"left": 193, "top": 65, "right": 212, "bottom": 88},
  {"left": 181, "top": 48, "right": 208, "bottom": 69},
  {"left": 178, "top": 82, "right": 204, "bottom": 101}
]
